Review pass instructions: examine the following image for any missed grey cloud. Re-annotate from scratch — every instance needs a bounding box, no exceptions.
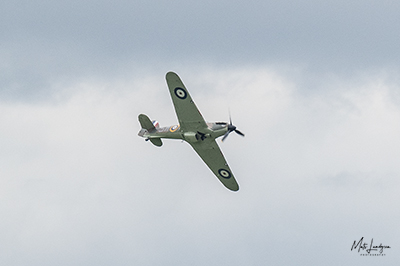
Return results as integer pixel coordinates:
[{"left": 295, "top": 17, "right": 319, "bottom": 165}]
[{"left": 2, "top": 1, "right": 400, "bottom": 101}]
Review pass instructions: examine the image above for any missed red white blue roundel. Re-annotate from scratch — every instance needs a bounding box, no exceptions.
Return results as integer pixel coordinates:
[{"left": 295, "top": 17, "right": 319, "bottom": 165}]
[
  {"left": 174, "top": 87, "right": 187, "bottom": 99},
  {"left": 218, "top": 169, "right": 231, "bottom": 179}
]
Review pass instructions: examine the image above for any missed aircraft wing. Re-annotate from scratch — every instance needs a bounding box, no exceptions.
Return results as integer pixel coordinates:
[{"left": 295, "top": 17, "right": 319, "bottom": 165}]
[
  {"left": 190, "top": 139, "right": 239, "bottom": 191},
  {"left": 166, "top": 72, "right": 208, "bottom": 131}
]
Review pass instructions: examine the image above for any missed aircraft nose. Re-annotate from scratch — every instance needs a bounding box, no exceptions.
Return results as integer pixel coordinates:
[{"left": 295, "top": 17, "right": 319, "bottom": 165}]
[{"left": 228, "top": 124, "right": 236, "bottom": 131}]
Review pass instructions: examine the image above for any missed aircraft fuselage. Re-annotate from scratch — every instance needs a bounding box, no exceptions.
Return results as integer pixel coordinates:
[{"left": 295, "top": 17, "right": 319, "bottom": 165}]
[{"left": 138, "top": 122, "right": 229, "bottom": 143}]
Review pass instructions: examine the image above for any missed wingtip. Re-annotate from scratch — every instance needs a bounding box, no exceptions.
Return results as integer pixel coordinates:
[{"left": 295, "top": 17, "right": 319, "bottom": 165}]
[
  {"left": 166, "top": 71, "right": 178, "bottom": 79},
  {"left": 227, "top": 183, "right": 239, "bottom": 192}
]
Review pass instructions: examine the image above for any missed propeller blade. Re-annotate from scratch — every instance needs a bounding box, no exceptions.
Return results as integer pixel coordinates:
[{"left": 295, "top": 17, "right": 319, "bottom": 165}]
[
  {"left": 221, "top": 131, "right": 230, "bottom": 142},
  {"left": 234, "top": 129, "right": 245, "bottom": 137}
]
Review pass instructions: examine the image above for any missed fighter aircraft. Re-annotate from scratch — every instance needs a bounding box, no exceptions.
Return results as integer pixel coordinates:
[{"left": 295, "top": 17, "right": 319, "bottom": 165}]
[{"left": 138, "top": 72, "right": 244, "bottom": 191}]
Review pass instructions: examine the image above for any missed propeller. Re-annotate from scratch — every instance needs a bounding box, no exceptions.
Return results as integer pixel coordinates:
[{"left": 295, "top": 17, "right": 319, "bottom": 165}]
[{"left": 221, "top": 114, "right": 244, "bottom": 142}]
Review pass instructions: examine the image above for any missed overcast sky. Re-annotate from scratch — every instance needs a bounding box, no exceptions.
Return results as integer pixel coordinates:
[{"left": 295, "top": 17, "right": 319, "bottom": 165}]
[{"left": 1, "top": 1, "right": 399, "bottom": 265}]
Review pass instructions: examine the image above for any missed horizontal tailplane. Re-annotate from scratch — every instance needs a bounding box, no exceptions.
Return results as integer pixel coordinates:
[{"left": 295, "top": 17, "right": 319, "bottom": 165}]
[
  {"left": 149, "top": 138, "right": 163, "bottom": 147},
  {"left": 138, "top": 114, "right": 156, "bottom": 132}
]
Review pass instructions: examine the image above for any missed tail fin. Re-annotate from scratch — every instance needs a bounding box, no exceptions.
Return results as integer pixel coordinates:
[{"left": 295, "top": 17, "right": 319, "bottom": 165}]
[{"left": 152, "top": 120, "right": 160, "bottom": 129}]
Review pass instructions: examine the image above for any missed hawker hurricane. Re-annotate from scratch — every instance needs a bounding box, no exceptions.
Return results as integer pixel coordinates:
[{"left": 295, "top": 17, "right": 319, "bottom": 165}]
[{"left": 138, "top": 72, "right": 244, "bottom": 191}]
